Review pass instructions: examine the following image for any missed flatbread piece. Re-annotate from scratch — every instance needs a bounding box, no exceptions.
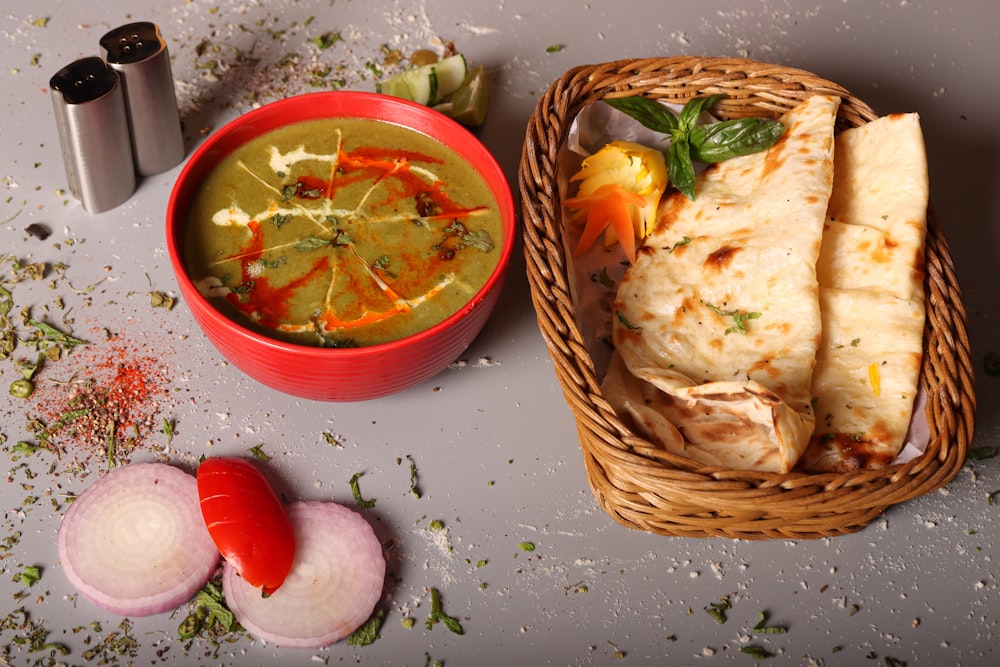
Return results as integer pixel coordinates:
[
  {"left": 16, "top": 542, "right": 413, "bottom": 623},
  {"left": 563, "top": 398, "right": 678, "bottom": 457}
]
[
  {"left": 604, "top": 94, "right": 841, "bottom": 473},
  {"left": 799, "top": 112, "right": 928, "bottom": 472}
]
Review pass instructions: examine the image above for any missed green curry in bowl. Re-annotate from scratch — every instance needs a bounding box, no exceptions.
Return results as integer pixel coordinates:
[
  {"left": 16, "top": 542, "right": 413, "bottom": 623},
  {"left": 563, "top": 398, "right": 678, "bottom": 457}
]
[{"left": 183, "top": 117, "right": 502, "bottom": 347}]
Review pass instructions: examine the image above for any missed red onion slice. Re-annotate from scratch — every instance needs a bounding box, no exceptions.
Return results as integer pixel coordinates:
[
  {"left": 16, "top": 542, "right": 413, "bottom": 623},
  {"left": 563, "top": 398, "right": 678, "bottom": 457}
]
[
  {"left": 57, "top": 462, "right": 220, "bottom": 617},
  {"left": 223, "top": 500, "right": 386, "bottom": 648}
]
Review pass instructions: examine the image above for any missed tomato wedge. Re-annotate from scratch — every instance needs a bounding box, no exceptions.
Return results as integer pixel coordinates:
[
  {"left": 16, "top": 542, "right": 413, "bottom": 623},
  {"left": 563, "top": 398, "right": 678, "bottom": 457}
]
[{"left": 196, "top": 457, "right": 295, "bottom": 595}]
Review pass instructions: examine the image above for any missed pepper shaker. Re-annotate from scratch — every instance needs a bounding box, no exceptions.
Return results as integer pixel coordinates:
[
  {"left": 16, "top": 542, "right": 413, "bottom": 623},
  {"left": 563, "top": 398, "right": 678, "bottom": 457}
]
[
  {"left": 50, "top": 56, "right": 136, "bottom": 214},
  {"left": 100, "top": 21, "right": 185, "bottom": 176}
]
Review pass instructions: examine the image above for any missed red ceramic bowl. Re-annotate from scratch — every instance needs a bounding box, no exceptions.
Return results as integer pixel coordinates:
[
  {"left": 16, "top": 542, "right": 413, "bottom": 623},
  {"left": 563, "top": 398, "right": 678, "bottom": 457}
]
[{"left": 166, "top": 91, "right": 515, "bottom": 401}]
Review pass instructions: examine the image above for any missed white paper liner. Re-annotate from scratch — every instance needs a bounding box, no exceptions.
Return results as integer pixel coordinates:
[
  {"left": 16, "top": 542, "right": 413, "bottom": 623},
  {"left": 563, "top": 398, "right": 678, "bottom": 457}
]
[{"left": 557, "top": 101, "right": 930, "bottom": 466}]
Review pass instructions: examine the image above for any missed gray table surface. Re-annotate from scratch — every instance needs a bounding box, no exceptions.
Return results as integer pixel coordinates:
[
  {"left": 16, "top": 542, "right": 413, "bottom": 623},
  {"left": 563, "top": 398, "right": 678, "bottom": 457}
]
[{"left": 1, "top": 0, "right": 998, "bottom": 665}]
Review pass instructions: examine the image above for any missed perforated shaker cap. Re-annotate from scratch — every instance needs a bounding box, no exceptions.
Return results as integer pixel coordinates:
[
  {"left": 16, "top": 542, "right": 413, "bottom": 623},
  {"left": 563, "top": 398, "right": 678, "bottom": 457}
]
[{"left": 100, "top": 21, "right": 185, "bottom": 176}]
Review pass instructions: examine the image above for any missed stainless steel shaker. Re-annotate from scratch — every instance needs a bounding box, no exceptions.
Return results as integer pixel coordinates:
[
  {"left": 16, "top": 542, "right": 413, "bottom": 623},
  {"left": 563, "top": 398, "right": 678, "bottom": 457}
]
[
  {"left": 49, "top": 56, "right": 136, "bottom": 214},
  {"left": 100, "top": 21, "right": 185, "bottom": 176}
]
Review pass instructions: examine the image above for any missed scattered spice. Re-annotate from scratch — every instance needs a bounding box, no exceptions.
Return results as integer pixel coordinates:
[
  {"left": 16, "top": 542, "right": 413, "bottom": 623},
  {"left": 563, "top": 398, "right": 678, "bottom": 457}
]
[
  {"left": 23, "top": 335, "right": 171, "bottom": 473},
  {"left": 80, "top": 619, "right": 139, "bottom": 662},
  {"left": 247, "top": 444, "right": 271, "bottom": 462},
  {"left": 0, "top": 608, "right": 70, "bottom": 656},
  {"left": 177, "top": 576, "right": 243, "bottom": 647},
  {"left": 741, "top": 645, "right": 774, "bottom": 659},
  {"left": 705, "top": 596, "right": 731, "bottom": 624},
  {"left": 752, "top": 611, "right": 787, "bottom": 634},
  {"left": 147, "top": 290, "right": 175, "bottom": 310},
  {"left": 405, "top": 454, "right": 422, "bottom": 498},
  {"left": 322, "top": 431, "right": 344, "bottom": 447},
  {"left": 349, "top": 471, "right": 376, "bottom": 508},
  {"left": 310, "top": 31, "right": 342, "bottom": 50}
]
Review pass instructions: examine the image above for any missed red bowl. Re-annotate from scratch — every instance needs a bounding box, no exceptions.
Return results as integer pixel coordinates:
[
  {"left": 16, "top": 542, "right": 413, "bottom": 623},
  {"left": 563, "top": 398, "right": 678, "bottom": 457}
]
[{"left": 166, "top": 91, "right": 515, "bottom": 401}]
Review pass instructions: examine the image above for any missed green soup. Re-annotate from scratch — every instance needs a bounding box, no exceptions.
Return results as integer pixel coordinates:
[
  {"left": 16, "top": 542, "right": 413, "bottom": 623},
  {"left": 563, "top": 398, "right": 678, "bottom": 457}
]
[{"left": 184, "top": 117, "right": 503, "bottom": 347}]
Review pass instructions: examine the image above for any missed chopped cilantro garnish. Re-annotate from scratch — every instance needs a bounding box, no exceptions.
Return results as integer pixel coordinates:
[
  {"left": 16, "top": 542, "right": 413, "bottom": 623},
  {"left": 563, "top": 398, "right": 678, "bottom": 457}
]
[
  {"left": 616, "top": 310, "right": 641, "bottom": 331},
  {"left": 702, "top": 301, "right": 761, "bottom": 335},
  {"left": 668, "top": 236, "right": 692, "bottom": 252}
]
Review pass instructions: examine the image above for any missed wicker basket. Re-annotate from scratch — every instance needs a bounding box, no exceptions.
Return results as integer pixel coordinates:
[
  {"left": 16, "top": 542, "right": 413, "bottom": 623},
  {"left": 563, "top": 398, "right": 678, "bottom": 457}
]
[{"left": 518, "top": 56, "right": 976, "bottom": 540}]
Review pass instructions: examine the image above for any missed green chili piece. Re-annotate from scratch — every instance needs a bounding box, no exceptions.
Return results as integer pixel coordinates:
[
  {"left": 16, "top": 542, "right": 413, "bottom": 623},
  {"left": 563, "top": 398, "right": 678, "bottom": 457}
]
[{"left": 9, "top": 378, "right": 33, "bottom": 398}]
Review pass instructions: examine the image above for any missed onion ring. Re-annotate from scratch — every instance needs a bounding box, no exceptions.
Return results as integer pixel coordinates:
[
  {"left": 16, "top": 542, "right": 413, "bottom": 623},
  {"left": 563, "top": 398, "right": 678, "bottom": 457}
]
[
  {"left": 57, "top": 462, "right": 220, "bottom": 617},
  {"left": 223, "top": 500, "right": 385, "bottom": 648}
]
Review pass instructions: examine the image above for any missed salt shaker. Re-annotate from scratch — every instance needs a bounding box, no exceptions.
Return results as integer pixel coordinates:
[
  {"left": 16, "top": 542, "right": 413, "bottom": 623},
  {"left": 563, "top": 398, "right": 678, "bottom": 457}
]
[
  {"left": 100, "top": 21, "right": 185, "bottom": 176},
  {"left": 49, "top": 56, "right": 136, "bottom": 214}
]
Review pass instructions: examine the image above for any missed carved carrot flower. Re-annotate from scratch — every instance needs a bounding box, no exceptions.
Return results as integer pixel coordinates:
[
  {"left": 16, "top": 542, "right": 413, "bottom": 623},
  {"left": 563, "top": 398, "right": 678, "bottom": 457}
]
[{"left": 563, "top": 140, "right": 667, "bottom": 263}]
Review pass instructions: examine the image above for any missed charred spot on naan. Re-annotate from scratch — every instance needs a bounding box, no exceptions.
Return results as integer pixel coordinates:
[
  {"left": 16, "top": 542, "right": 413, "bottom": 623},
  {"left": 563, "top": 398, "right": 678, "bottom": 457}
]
[
  {"left": 704, "top": 245, "right": 742, "bottom": 272},
  {"left": 800, "top": 427, "right": 900, "bottom": 472}
]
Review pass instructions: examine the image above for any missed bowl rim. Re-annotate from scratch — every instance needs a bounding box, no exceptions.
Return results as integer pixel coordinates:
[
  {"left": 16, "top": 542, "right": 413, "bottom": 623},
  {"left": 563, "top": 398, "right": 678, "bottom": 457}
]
[{"left": 166, "top": 90, "right": 516, "bottom": 359}]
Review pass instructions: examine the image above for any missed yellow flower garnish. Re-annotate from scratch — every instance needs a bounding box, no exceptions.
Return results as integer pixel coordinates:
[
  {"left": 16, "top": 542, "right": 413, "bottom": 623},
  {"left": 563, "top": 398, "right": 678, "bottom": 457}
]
[{"left": 564, "top": 140, "right": 668, "bottom": 263}]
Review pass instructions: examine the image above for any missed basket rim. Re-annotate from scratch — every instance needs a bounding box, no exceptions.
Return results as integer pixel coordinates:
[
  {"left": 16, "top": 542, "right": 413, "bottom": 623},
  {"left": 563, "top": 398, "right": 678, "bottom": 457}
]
[{"left": 517, "top": 56, "right": 976, "bottom": 539}]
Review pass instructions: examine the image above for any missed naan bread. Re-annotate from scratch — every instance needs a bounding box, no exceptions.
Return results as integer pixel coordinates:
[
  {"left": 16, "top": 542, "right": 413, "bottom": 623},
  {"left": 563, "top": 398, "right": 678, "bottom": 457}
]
[
  {"left": 799, "top": 113, "right": 928, "bottom": 472},
  {"left": 604, "top": 95, "right": 841, "bottom": 473}
]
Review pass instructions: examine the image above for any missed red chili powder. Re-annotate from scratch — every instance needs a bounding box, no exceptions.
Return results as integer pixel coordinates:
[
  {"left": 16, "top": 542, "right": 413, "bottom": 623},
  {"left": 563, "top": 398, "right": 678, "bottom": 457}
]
[{"left": 27, "top": 333, "right": 172, "bottom": 473}]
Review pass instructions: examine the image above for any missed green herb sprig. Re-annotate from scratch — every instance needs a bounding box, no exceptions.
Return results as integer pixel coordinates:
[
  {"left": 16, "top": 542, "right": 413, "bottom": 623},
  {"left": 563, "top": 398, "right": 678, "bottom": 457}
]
[
  {"left": 604, "top": 95, "right": 785, "bottom": 200},
  {"left": 425, "top": 587, "right": 464, "bottom": 635}
]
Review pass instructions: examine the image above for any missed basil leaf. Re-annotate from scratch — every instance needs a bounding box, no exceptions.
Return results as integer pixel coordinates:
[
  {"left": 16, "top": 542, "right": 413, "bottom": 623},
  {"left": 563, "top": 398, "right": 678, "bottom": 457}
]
[
  {"left": 604, "top": 96, "right": 678, "bottom": 133},
  {"left": 689, "top": 117, "right": 785, "bottom": 163},
  {"left": 677, "top": 93, "right": 722, "bottom": 135},
  {"left": 602, "top": 93, "right": 783, "bottom": 202},
  {"left": 668, "top": 137, "right": 696, "bottom": 201},
  {"left": 295, "top": 237, "right": 331, "bottom": 252}
]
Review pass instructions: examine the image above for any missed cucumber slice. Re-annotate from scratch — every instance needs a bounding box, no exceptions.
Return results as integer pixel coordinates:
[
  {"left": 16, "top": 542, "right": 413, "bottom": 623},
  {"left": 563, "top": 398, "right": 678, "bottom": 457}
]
[
  {"left": 377, "top": 54, "right": 467, "bottom": 106},
  {"left": 428, "top": 54, "right": 467, "bottom": 105}
]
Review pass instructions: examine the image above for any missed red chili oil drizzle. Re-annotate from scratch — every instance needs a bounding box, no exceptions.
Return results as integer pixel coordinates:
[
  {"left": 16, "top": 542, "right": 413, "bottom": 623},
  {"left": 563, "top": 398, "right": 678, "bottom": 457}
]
[{"left": 221, "top": 144, "right": 492, "bottom": 334}]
